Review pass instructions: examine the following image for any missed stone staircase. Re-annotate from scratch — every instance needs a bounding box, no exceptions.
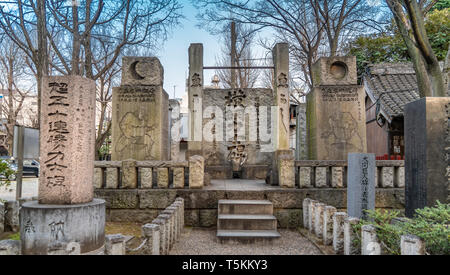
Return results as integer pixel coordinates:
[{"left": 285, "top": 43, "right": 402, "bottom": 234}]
[{"left": 216, "top": 200, "right": 280, "bottom": 243}]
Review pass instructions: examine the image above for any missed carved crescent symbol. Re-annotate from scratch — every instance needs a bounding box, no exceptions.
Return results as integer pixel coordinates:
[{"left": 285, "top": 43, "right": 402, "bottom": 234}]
[{"left": 130, "top": 61, "right": 145, "bottom": 80}]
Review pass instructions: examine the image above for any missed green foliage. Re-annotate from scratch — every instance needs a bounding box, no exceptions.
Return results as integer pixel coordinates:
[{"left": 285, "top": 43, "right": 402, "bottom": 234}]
[
  {"left": 353, "top": 202, "right": 450, "bottom": 255},
  {"left": 8, "top": 232, "right": 20, "bottom": 241},
  {"left": 0, "top": 159, "right": 14, "bottom": 189},
  {"left": 425, "top": 8, "right": 450, "bottom": 60},
  {"left": 432, "top": 0, "right": 450, "bottom": 11}
]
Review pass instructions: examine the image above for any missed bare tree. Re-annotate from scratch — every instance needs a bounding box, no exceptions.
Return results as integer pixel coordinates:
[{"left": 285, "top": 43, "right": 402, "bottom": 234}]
[{"left": 386, "top": 0, "right": 446, "bottom": 97}]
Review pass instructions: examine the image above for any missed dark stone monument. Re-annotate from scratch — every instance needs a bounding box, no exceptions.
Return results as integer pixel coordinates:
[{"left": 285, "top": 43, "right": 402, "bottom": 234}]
[
  {"left": 404, "top": 97, "right": 450, "bottom": 218},
  {"left": 347, "top": 153, "right": 375, "bottom": 219}
]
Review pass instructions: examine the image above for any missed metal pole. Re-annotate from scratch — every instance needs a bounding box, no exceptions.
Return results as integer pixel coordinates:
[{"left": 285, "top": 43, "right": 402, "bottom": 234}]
[{"left": 15, "top": 125, "right": 24, "bottom": 201}]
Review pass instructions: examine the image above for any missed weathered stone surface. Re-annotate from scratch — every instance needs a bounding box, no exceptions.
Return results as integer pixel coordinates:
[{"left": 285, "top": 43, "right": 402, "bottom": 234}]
[
  {"left": 5, "top": 201, "right": 19, "bottom": 232},
  {"left": 187, "top": 44, "right": 203, "bottom": 153},
  {"left": 161, "top": 210, "right": 175, "bottom": 247},
  {"left": 121, "top": 160, "right": 137, "bottom": 189},
  {"left": 94, "top": 168, "right": 103, "bottom": 189},
  {"left": 308, "top": 200, "right": 318, "bottom": 233},
  {"left": 140, "top": 167, "right": 153, "bottom": 189},
  {"left": 266, "top": 191, "right": 303, "bottom": 209},
  {"left": 107, "top": 209, "right": 158, "bottom": 223},
  {"left": 48, "top": 241, "right": 81, "bottom": 255},
  {"left": 314, "top": 203, "right": 325, "bottom": 238},
  {"left": 0, "top": 240, "right": 21, "bottom": 255},
  {"left": 396, "top": 167, "right": 405, "bottom": 188},
  {"left": 121, "top": 57, "right": 164, "bottom": 86},
  {"left": 344, "top": 217, "right": 360, "bottom": 255},
  {"left": 105, "top": 234, "right": 125, "bottom": 255},
  {"left": 347, "top": 153, "right": 375, "bottom": 219},
  {"left": 157, "top": 168, "right": 169, "bottom": 189},
  {"left": 142, "top": 224, "right": 160, "bottom": 255},
  {"left": 307, "top": 57, "right": 366, "bottom": 160},
  {"left": 331, "top": 167, "right": 344, "bottom": 188},
  {"left": 173, "top": 167, "right": 185, "bottom": 189},
  {"left": 296, "top": 104, "right": 308, "bottom": 160},
  {"left": 152, "top": 218, "right": 167, "bottom": 255},
  {"left": 302, "top": 198, "right": 311, "bottom": 228},
  {"left": 400, "top": 234, "right": 425, "bottom": 255},
  {"left": 381, "top": 167, "right": 394, "bottom": 188},
  {"left": 158, "top": 214, "right": 171, "bottom": 253},
  {"left": 199, "top": 209, "right": 217, "bottom": 227},
  {"left": 0, "top": 202, "right": 4, "bottom": 233},
  {"left": 184, "top": 209, "right": 200, "bottom": 227},
  {"left": 106, "top": 168, "right": 119, "bottom": 189},
  {"left": 299, "top": 167, "right": 312, "bottom": 188},
  {"left": 315, "top": 167, "right": 327, "bottom": 188},
  {"left": 95, "top": 190, "right": 138, "bottom": 209},
  {"left": 279, "top": 155, "right": 295, "bottom": 188},
  {"left": 169, "top": 99, "right": 181, "bottom": 161},
  {"left": 39, "top": 76, "right": 96, "bottom": 204},
  {"left": 139, "top": 190, "right": 177, "bottom": 209},
  {"left": 274, "top": 209, "right": 302, "bottom": 229},
  {"left": 323, "top": 206, "right": 337, "bottom": 245},
  {"left": 333, "top": 212, "right": 347, "bottom": 254},
  {"left": 189, "top": 155, "right": 204, "bottom": 189},
  {"left": 404, "top": 97, "right": 450, "bottom": 217},
  {"left": 361, "top": 224, "right": 380, "bottom": 255}
]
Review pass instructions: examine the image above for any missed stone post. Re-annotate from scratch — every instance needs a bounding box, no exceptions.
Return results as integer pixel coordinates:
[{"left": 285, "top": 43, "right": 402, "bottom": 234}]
[
  {"left": 159, "top": 214, "right": 172, "bottom": 253},
  {"left": 152, "top": 218, "right": 167, "bottom": 255},
  {"left": 331, "top": 167, "right": 344, "bottom": 188},
  {"left": 142, "top": 224, "right": 160, "bottom": 255},
  {"left": 295, "top": 104, "right": 308, "bottom": 160},
  {"left": 271, "top": 43, "right": 293, "bottom": 185},
  {"left": 332, "top": 212, "right": 347, "bottom": 254},
  {"left": 361, "top": 224, "right": 381, "bottom": 255},
  {"left": 302, "top": 198, "right": 311, "bottom": 229},
  {"left": 323, "top": 206, "right": 337, "bottom": 245},
  {"left": 5, "top": 201, "right": 19, "bottom": 232},
  {"left": 347, "top": 153, "right": 375, "bottom": 220},
  {"left": 308, "top": 200, "right": 318, "bottom": 233},
  {"left": 161, "top": 209, "right": 176, "bottom": 247},
  {"left": 400, "top": 235, "right": 425, "bottom": 255},
  {"left": 20, "top": 76, "right": 105, "bottom": 255},
  {"left": 173, "top": 201, "right": 182, "bottom": 237},
  {"left": 299, "top": 167, "right": 312, "bottom": 188},
  {"left": 167, "top": 205, "right": 179, "bottom": 240},
  {"left": 279, "top": 155, "right": 295, "bottom": 188},
  {"left": 314, "top": 203, "right": 325, "bottom": 238},
  {"left": 173, "top": 167, "right": 185, "bottom": 189},
  {"left": 315, "top": 167, "right": 327, "bottom": 188},
  {"left": 157, "top": 168, "right": 169, "bottom": 189},
  {"left": 94, "top": 168, "right": 103, "bottom": 189},
  {"left": 189, "top": 155, "right": 204, "bottom": 189},
  {"left": 344, "top": 217, "right": 360, "bottom": 255},
  {"left": 404, "top": 97, "right": 450, "bottom": 217},
  {"left": 105, "top": 234, "right": 126, "bottom": 255},
  {"left": 381, "top": 167, "right": 394, "bottom": 188},
  {"left": 187, "top": 43, "right": 204, "bottom": 158},
  {"left": 0, "top": 202, "right": 4, "bottom": 233},
  {"left": 169, "top": 99, "right": 181, "bottom": 161},
  {"left": 176, "top": 197, "right": 185, "bottom": 231},
  {"left": 106, "top": 167, "right": 119, "bottom": 189},
  {"left": 121, "top": 159, "right": 137, "bottom": 189},
  {"left": 140, "top": 167, "right": 153, "bottom": 189}
]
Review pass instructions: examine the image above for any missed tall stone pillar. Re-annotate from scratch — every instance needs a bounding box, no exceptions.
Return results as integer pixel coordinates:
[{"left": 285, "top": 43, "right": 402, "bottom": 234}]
[
  {"left": 187, "top": 43, "right": 204, "bottom": 158},
  {"left": 20, "top": 76, "right": 105, "bottom": 255},
  {"left": 270, "top": 43, "right": 293, "bottom": 185},
  {"left": 111, "top": 57, "right": 169, "bottom": 161},
  {"left": 296, "top": 103, "right": 307, "bottom": 160},
  {"left": 307, "top": 57, "right": 366, "bottom": 160},
  {"left": 404, "top": 97, "right": 450, "bottom": 218},
  {"left": 169, "top": 99, "right": 181, "bottom": 161}
]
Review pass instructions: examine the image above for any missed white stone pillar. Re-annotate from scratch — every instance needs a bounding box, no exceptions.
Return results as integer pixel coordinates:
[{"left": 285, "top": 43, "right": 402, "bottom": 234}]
[
  {"left": 302, "top": 198, "right": 311, "bottom": 229},
  {"left": 344, "top": 217, "right": 360, "bottom": 255},
  {"left": 105, "top": 234, "right": 126, "bottom": 255},
  {"left": 333, "top": 212, "right": 347, "bottom": 254},
  {"left": 314, "top": 203, "right": 326, "bottom": 238},
  {"left": 142, "top": 224, "right": 160, "bottom": 255},
  {"left": 361, "top": 224, "right": 381, "bottom": 255},
  {"left": 401, "top": 235, "right": 425, "bottom": 255},
  {"left": 323, "top": 206, "right": 337, "bottom": 245}
]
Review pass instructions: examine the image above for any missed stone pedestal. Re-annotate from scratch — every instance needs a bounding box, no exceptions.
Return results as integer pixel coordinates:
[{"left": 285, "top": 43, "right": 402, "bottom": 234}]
[
  {"left": 307, "top": 57, "right": 366, "bottom": 160},
  {"left": 20, "top": 199, "right": 105, "bottom": 255},
  {"left": 404, "top": 97, "right": 450, "bottom": 218},
  {"left": 112, "top": 57, "right": 169, "bottom": 161}
]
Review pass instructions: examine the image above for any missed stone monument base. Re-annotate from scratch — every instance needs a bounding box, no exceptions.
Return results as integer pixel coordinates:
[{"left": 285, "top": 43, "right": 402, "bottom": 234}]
[
  {"left": 20, "top": 199, "right": 105, "bottom": 255},
  {"left": 269, "top": 150, "right": 294, "bottom": 186}
]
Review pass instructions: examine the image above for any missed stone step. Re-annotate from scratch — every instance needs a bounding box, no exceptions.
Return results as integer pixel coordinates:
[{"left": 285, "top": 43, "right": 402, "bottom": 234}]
[
  {"left": 217, "top": 214, "right": 277, "bottom": 231},
  {"left": 218, "top": 200, "right": 273, "bottom": 215},
  {"left": 216, "top": 230, "right": 281, "bottom": 244}
]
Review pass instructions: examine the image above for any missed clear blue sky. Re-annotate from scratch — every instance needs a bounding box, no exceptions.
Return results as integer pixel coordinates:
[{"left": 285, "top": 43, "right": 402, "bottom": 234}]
[{"left": 159, "top": 2, "right": 222, "bottom": 99}]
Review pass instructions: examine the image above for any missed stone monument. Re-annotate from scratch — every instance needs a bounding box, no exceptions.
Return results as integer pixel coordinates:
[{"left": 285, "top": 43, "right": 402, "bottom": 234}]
[
  {"left": 307, "top": 57, "right": 367, "bottom": 160},
  {"left": 404, "top": 97, "right": 450, "bottom": 218},
  {"left": 20, "top": 76, "right": 105, "bottom": 255},
  {"left": 347, "top": 153, "right": 375, "bottom": 219},
  {"left": 111, "top": 57, "right": 169, "bottom": 161}
]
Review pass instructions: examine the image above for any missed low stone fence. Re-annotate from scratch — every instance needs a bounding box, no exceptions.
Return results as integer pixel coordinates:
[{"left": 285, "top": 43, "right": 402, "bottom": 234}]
[
  {"left": 302, "top": 198, "right": 425, "bottom": 255},
  {"left": 94, "top": 156, "right": 205, "bottom": 190},
  {"left": 279, "top": 160, "right": 405, "bottom": 188}
]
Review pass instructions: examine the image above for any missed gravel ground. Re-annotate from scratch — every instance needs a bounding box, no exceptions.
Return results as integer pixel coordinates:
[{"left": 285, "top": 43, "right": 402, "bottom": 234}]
[{"left": 169, "top": 228, "right": 322, "bottom": 255}]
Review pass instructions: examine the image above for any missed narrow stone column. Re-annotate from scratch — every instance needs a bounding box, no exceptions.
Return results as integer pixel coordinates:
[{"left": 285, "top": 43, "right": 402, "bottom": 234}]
[
  {"left": 331, "top": 167, "right": 344, "bottom": 188},
  {"left": 344, "top": 217, "right": 360, "bottom": 255},
  {"left": 152, "top": 218, "right": 167, "bottom": 255},
  {"left": 106, "top": 167, "right": 119, "bottom": 189},
  {"left": 189, "top": 155, "right": 204, "bottom": 189},
  {"left": 142, "top": 224, "right": 160, "bottom": 255},
  {"left": 333, "top": 212, "right": 347, "bottom": 254},
  {"left": 175, "top": 197, "right": 185, "bottom": 233},
  {"left": 401, "top": 235, "right": 425, "bottom": 255},
  {"left": 299, "top": 167, "right": 312, "bottom": 188},
  {"left": 105, "top": 234, "right": 126, "bottom": 255},
  {"left": 161, "top": 209, "right": 176, "bottom": 246},
  {"left": 157, "top": 168, "right": 169, "bottom": 189},
  {"left": 308, "top": 200, "right": 318, "bottom": 233},
  {"left": 279, "top": 155, "right": 295, "bottom": 188},
  {"left": 395, "top": 166, "right": 405, "bottom": 188},
  {"left": 381, "top": 167, "right": 394, "bottom": 188},
  {"left": 361, "top": 224, "right": 381, "bottom": 255},
  {"left": 302, "top": 198, "right": 311, "bottom": 229},
  {"left": 187, "top": 43, "right": 204, "bottom": 157},
  {"left": 121, "top": 159, "right": 137, "bottom": 189},
  {"left": 169, "top": 99, "right": 181, "bottom": 161},
  {"left": 315, "top": 167, "right": 327, "bottom": 188},
  {"left": 167, "top": 206, "right": 179, "bottom": 241},
  {"left": 323, "top": 206, "right": 337, "bottom": 245},
  {"left": 94, "top": 168, "right": 103, "bottom": 189},
  {"left": 5, "top": 201, "right": 19, "bottom": 232},
  {"left": 140, "top": 167, "right": 153, "bottom": 189},
  {"left": 314, "top": 203, "right": 326, "bottom": 238},
  {"left": 173, "top": 167, "right": 185, "bottom": 189},
  {"left": 158, "top": 214, "right": 172, "bottom": 254}
]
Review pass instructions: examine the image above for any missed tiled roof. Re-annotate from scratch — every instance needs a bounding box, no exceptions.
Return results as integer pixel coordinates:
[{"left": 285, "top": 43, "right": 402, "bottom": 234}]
[{"left": 363, "top": 63, "right": 420, "bottom": 120}]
